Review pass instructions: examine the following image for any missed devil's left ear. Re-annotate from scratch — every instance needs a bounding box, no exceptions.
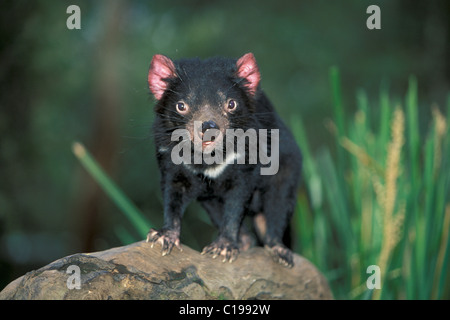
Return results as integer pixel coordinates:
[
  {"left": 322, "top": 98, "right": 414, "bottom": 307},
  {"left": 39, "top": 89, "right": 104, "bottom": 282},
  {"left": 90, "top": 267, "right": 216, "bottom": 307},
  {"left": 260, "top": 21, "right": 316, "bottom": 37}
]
[{"left": 235, "top": 53, "right": 261, "bottom": 96}]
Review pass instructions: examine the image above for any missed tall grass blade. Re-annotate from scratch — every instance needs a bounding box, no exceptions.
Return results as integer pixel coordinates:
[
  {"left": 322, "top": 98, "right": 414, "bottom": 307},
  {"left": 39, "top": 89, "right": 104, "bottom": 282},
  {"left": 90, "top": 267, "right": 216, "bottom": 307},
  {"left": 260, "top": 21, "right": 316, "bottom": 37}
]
[{"left": 72, "top": 141, "right": 151, "bottom": 238}]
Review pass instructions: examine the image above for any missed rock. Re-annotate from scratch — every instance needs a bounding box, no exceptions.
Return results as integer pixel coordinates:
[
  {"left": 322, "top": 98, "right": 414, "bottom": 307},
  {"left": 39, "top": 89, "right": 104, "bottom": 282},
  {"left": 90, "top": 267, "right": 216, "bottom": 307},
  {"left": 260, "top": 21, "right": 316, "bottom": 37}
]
[{"left": 0, "top": 241, "right": 333, "bottom": 300}]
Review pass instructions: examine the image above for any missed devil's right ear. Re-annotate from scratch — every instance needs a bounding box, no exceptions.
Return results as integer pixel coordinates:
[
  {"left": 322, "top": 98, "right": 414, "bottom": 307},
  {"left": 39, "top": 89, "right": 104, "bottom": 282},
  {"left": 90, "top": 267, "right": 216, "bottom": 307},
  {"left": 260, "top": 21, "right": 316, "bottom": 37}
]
[{"left": 148, "top": 54, "right": 177, "bottom": 100}]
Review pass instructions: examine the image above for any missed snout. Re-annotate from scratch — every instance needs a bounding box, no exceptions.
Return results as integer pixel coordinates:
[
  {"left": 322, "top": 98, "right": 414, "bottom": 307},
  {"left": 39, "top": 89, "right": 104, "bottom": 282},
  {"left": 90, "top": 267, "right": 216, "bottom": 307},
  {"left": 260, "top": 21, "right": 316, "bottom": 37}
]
[
  {"left": 196, "top": 120, "right": 222, "bottom": 151},
  {"left": 201, "top": 120, "right": 220, "bottom": 141}
]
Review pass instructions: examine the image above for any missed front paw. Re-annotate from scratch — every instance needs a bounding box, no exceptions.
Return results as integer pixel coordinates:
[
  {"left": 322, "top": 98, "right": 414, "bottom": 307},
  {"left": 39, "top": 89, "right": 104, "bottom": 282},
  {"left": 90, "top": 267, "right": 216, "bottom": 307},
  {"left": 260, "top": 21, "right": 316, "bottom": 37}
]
[
  {"left": 265, "top": 244, "right": 294, "bottom": 268},
  {"left": 146, "top": 228, "right": 182, "bottom": 256},
  {"left": 201, "top": 237, "right": 239, "bottom": 263}
]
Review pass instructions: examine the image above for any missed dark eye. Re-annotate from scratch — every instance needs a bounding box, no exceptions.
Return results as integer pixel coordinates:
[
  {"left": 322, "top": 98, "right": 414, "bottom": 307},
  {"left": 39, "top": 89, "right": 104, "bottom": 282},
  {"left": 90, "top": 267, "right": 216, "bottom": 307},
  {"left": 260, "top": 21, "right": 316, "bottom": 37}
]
[
  {"left": 227, "top": 99, "right": 237, "bottom": 111},
  {"left": 176, "top": 102, "right": 188, "bottom": 114}
]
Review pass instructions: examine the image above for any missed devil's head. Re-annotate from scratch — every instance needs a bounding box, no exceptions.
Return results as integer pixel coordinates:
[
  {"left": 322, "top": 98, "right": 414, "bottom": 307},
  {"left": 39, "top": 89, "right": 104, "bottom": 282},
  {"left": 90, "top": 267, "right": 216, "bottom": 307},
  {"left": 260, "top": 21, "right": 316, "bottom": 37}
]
[{"left": 148, "top": 53, "right": 261, "bottom": 155}]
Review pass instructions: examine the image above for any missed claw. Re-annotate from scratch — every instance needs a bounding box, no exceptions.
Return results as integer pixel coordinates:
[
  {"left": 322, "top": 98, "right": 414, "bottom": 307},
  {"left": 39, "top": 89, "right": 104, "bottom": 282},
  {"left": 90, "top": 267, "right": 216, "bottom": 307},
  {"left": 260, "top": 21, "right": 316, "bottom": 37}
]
[
  {"left": 265, "top": 244, "right": 294, "bottom": 268},
  {"left": 146, "top": 228, "right": 181, "bottom": 256},
  {"left": 202, "top": 237, "right": 239, "bottom": 263}
]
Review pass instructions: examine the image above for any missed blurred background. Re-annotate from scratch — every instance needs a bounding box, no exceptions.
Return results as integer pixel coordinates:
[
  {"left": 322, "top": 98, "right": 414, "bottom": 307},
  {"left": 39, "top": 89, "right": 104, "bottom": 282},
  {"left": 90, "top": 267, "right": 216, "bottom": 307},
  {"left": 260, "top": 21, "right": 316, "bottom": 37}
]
[{"left": 0, "top": 0, "right": 449, "bottom": 299}]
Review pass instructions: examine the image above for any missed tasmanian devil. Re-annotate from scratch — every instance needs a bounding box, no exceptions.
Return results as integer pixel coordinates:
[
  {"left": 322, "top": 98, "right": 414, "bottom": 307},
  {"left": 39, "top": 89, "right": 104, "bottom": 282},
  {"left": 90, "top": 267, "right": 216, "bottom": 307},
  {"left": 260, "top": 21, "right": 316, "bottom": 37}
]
[{"left": 146, "top": 53, "right": 302, "bottom": 267}]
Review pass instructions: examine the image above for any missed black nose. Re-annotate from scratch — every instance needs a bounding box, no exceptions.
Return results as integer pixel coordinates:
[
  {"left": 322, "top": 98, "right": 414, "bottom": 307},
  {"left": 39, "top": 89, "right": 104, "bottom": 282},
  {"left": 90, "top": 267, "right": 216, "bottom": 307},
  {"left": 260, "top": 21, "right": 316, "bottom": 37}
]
[{"left": 201, "top": 120, "right": 219, "bottom": 133}]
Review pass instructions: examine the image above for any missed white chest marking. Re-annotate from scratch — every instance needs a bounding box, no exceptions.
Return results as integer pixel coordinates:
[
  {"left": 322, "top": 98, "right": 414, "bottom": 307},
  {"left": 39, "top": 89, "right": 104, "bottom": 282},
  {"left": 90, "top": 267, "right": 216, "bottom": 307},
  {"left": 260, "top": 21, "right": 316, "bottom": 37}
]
[{"left": 202, "top": 152, "right": 241, "bottom": 179}]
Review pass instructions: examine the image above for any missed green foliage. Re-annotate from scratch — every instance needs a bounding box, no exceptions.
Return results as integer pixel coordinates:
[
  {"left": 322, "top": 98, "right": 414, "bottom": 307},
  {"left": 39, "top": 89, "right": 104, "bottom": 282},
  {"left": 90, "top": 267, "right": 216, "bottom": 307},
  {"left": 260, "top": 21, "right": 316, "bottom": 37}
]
[{"left": 292, "top": 69, "right": 450, "bottom": 299}]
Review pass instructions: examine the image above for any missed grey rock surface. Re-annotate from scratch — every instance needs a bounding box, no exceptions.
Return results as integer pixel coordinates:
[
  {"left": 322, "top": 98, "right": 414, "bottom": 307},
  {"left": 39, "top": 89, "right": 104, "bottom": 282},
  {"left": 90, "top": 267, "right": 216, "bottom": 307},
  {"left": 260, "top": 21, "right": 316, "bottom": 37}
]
[{"left": 0, "top": 241, "right": 333, "bottom": 300}]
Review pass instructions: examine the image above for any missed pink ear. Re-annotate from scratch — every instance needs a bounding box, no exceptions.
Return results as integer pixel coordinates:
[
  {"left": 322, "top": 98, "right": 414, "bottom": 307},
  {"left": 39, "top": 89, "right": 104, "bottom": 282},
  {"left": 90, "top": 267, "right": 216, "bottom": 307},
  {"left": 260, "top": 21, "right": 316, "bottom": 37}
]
[
  {"left": 148, "top": 54, "right": 177, "bottom": 100},
  {"left": 236, "top": 53, "right": 261, "bottom": 96}
]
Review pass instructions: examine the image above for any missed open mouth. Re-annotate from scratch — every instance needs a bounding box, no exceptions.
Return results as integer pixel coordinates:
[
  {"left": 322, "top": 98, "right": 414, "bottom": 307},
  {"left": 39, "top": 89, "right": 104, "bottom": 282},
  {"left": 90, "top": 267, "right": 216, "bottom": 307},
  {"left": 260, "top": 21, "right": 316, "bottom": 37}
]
[
  {"left": 194, "top": 125, "right": 222, "bottom": 153},
  {"left": 202, "top": 140, "right": 214, "bottom": 147},
  {"left": 202, "top": 140, "right": 215, "bottom": 150},
  {"left": 201, "top": 131, "right": 219, "bottom": 151}
]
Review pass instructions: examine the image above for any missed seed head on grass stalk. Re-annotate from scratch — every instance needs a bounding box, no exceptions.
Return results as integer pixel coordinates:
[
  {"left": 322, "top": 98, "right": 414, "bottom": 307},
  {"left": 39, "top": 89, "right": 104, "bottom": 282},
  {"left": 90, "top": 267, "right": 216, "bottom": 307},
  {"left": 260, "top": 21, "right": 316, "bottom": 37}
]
[
  {"left": 339, "top": 137, "right": 384, "bottom": 177},
  {"left": 373, "top": 107, "right": 406, "bottom": 300},
  {"left": 432, "top": 106, "right": 447, "bottom": 175}
]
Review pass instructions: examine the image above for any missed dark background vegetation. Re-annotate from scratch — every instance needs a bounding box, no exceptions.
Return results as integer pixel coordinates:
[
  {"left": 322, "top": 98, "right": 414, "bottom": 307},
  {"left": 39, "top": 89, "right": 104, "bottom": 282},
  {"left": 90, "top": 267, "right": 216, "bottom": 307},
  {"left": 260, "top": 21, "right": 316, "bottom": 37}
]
[{"left": 0, "top": 0, "right": 449, "bottom": 296}]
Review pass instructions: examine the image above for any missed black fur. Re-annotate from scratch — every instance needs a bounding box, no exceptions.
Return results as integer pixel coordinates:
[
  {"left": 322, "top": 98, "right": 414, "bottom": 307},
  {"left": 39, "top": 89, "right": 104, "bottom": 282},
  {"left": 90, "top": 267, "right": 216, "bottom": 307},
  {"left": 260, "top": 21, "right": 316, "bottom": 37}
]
[{"left": 147, "top": 54, "right": 302, "bottom": 267}]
